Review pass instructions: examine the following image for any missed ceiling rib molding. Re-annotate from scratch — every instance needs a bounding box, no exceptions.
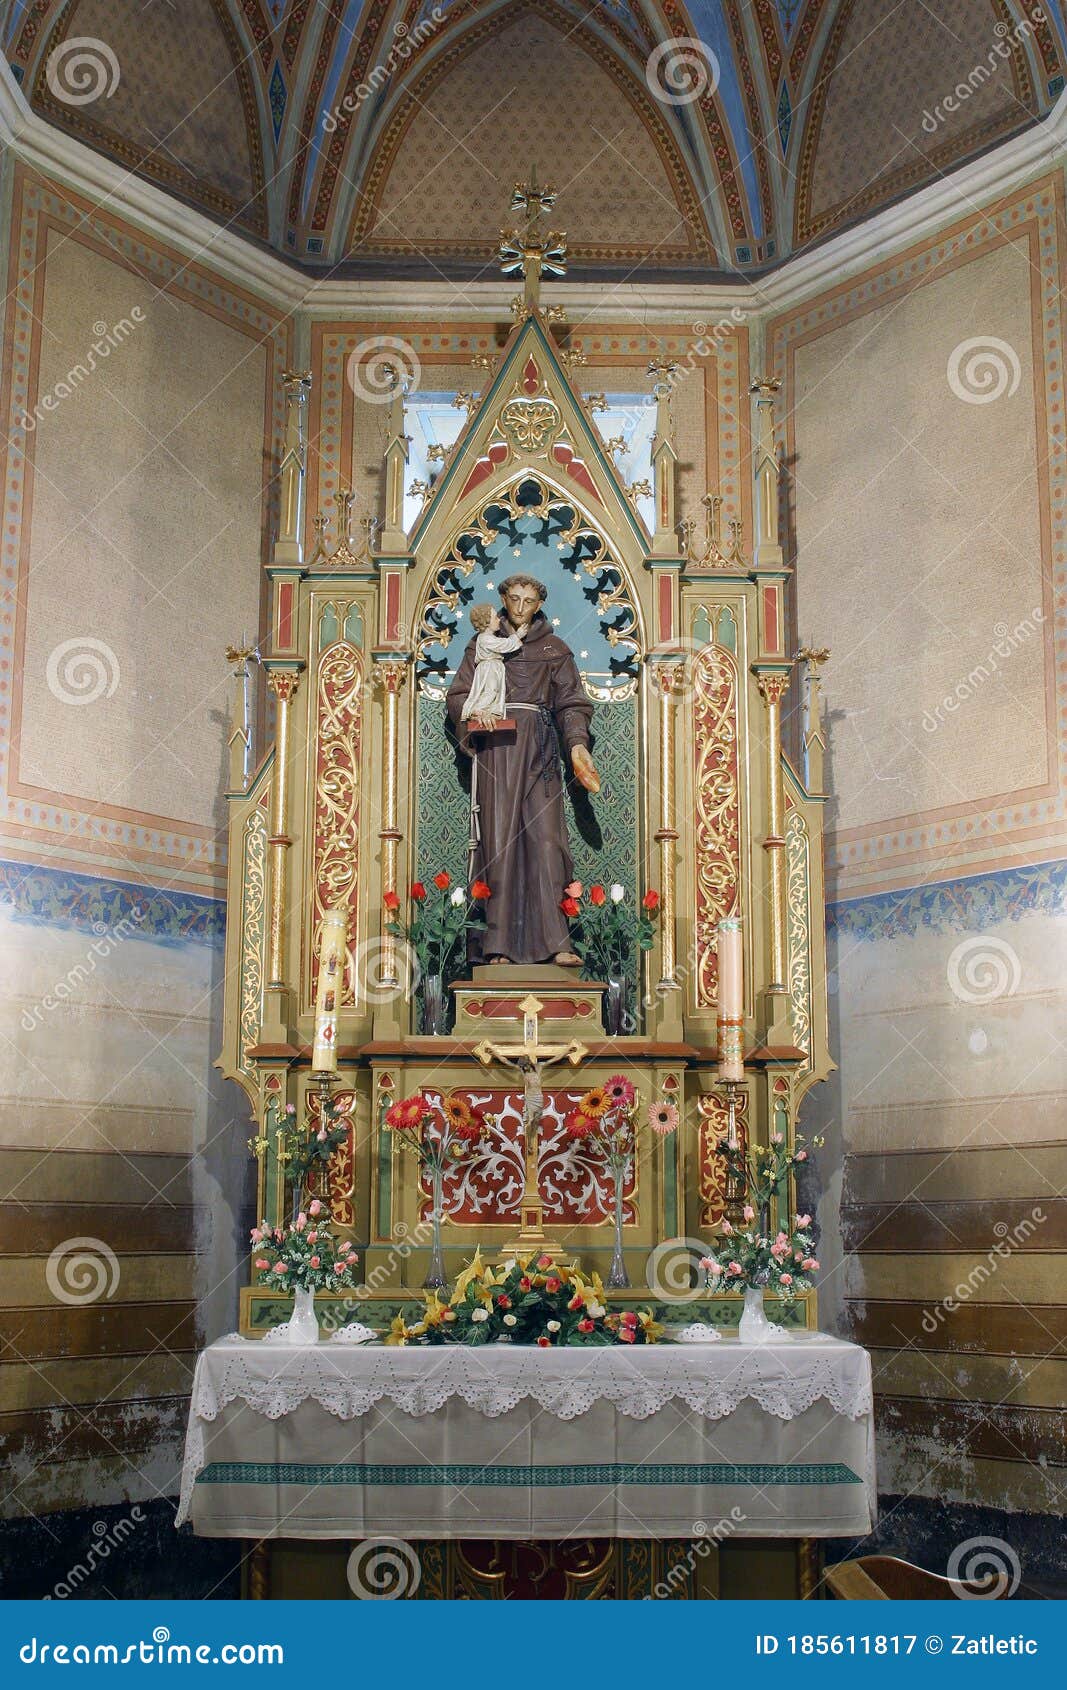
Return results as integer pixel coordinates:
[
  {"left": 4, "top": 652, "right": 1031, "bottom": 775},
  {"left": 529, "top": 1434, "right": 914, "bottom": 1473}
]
[{"left": 1, "top": 60, "right": 1065, "bottom": 322}]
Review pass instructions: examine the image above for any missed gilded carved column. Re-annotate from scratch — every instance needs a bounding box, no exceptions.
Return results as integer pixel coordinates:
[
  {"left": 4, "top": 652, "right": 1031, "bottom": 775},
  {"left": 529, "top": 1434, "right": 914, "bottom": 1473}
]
[
  {"left": 649, "top": 658, "right": 684, "bottom": 992},
  {"left": 275, "top": 372, "right": 311, "bottom": 567},
  {"left": 754, "top": 669, "right": 790, "bottom": 997},
  {"left": 372, "top": 656, "right": 410, "bottom": 987},
  {"left": 265, "top": 668, "right": 301, "bottom": 992}
]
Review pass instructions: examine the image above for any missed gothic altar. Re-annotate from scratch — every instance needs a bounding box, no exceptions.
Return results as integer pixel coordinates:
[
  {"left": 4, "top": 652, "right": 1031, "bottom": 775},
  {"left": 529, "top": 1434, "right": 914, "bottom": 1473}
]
[{"left": 216, "top": 189, "right": 834, "bottom": 1338}]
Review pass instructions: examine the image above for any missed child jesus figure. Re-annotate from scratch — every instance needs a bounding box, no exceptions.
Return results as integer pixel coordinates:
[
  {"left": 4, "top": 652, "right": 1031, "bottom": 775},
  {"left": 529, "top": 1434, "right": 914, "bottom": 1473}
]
[{"left": 459, "top": 603, "right": 522, "bottom": 731}]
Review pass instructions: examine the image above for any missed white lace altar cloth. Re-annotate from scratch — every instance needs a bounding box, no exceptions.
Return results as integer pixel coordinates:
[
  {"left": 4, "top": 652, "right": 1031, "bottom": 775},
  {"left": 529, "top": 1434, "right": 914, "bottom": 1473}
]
[{"left": 178, "top": 1335, "right": 875, "bottom": 1539}]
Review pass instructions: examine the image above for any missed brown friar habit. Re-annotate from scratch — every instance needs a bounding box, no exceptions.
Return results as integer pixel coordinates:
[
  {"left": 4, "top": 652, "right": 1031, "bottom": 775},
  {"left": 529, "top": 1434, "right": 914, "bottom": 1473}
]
[{"left": 446, "top": 611, "right": 593, "bottom": 963}]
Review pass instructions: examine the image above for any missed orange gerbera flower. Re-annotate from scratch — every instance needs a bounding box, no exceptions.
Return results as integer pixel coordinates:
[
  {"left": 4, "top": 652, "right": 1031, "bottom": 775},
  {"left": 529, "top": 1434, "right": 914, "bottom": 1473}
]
[{"left": 579, "top": 1086, "right": 609, "bottom": 1118}]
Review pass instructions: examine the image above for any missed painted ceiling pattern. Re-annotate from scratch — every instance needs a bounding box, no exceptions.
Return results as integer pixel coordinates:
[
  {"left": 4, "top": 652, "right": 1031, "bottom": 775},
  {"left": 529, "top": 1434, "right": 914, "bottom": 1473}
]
[{"left": 4, "top": 0, "right": 1066, "bottom": 271}]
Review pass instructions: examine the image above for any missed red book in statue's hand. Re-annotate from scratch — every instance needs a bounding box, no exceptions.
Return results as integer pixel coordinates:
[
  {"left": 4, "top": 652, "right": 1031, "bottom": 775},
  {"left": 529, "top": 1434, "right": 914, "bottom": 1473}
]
[{"left": 469, "top": 717, "right": 516, "bottom": 734}]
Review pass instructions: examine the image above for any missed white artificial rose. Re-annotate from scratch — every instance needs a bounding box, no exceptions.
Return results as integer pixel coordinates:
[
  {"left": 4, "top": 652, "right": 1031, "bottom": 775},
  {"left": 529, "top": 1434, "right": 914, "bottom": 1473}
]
[
  {"left": 503, "top": 1313, "right": 517, "bottom": 1327},
  {"left": 610, "top": 883, "right": 625, "bottom": 903},
  {"left": 587, "top": 1301, "right": 605, "bottom": 1318},
  {"left": 547, "top": 1319, "right": 561, "bottom": 1332},
  {"left": 450, "top": 886, "right": 465, "bottom": 906},
  {"left": 471, "top": 1307, "right": 488, "bottom": 1323}
]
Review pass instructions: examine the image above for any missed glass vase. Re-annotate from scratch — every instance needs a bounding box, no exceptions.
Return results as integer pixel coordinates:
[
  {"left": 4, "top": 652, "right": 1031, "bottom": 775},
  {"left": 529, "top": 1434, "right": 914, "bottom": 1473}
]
[
  {"left": 607, "top": 1160, "right": 630, "bottom": 1288},
  {"left": 423, "top": 1160, "right": 448, "bottom": 1290},
  {"left": 603, "top": 975, "right": 629, "bottom": 1037},
  {"left": 420, "top": 972, "right": 449, "bottom": 1036},
  {"left": 737, "top": 1283, "right": 786, "bottom": 1345}
]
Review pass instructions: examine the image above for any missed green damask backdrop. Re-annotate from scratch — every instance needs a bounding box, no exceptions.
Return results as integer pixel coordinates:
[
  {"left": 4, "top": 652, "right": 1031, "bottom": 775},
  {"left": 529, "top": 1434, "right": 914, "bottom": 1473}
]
[{"left": 414, "top": 697, "right": 639, "bottom": 896}]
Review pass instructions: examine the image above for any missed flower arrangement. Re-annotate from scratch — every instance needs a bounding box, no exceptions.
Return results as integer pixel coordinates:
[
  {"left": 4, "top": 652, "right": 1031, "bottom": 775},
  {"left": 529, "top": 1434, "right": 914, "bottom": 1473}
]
[
  {"left": 383, "top": 1090, "right": 490, "bottom": 1287},
  {"left": 385, "top": 1249, "right": 663, "bottom": 1348},
  {"left": 563, "top": 1078, "right": 678, "bottom": 1288},
  {"left": 385, "top": 870, "right": 490, "bottom": 979},
  {"left": 559, "top": 882, "right": 660, "bottom": 983},
  {"left": 698, "top": 1132, "right": 822, "bottom": 1301},
  {"left": 250, "top": 1198, "right": 360, "bottom": 1293}
]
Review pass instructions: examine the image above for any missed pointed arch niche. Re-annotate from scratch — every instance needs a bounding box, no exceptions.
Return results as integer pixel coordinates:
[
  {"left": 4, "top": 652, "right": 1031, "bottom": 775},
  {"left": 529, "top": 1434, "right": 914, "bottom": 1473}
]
[{"left": 410, "top": 467, "right": 647, "bottom": 901}]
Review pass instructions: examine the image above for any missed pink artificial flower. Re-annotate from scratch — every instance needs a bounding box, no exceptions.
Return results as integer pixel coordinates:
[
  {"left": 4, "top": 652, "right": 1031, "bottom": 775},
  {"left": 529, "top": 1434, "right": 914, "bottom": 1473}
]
[
  {"left": 795, "top": 1150, "right": 808, "bottom": 1161},
  {"left": 728, "top": 1261, "right": 743, "bottom": 1275},
  {"left": 295, "top": 1212, "right": 307, "bottom": 1230},
  {"left": 808, "top": 1259, "right": 820, "bottom": 1271},
  {"left": 255, "top": 1258, "right": 269, "bottom": 1270},
  {"left": 605, "top": 1074, "right": 636, "bottom": 1108},
  {"left": 564, "top": 881, "right": 583, "bottom": 898},
  {"left": 721, "top": 1219, "right": 733, "bottom": 1235},
  {"left": 779, "top": 1273, "right": 793, "bottom": 1286},
  {"left": 316, "top": 1128, "right": 327, "bottom": 1142},
  {"left": 273, "top": 1261, "right": 288, "bottom": 1274},
  {"left": 699, "top": 1256, "right": 715, "bottom": 1272},
  {"left": 771, "top": 1132, "right": 783, "bottom": 1144},
  {"left": 307, "top": 1231, "right": 318, "bottom": 1244},
  {"left": 795, "top": 1213, "right": 812, "bottom": 1228},
  {"left": 743, "top": 1204, "right": 755, "bottom": 1222},
  {"left": 334, "top": 1262, "right": 345, "bottom": 1274},
  {"left": 309, "top": 1199, "right": 323, "bottom": 1217},
  {"left": 621, "top": 1310, "right": 639, "bottom": 1327},
  {"left": 309, "top": 1255, "right": 320, "bottom": 1269},
  {"left": 618, "top": 1327, "right": 636, "bottom": 1343}
]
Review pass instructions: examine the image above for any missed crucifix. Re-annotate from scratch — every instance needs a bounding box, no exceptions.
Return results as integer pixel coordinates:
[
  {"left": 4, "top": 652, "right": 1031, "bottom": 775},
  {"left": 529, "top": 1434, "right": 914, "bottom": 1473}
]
[
  {"left": 473, "top": 995, "right": 586, "bottom": 1259},
  {"left": 498, "top": 172, "right": 568, "bottom": 314}
]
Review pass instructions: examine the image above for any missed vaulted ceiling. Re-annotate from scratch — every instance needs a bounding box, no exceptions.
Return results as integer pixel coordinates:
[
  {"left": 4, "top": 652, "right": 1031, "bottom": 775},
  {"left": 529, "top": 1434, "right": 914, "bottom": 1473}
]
[{"left": 6, "top": 0, "right": 1066, "bottom": 276}]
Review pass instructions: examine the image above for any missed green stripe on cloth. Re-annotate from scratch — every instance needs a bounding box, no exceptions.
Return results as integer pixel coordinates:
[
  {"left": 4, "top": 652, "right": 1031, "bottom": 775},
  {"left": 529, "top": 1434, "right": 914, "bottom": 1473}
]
[{"left": 197, "top": 1461, "right": 862, "bottom": 1488}]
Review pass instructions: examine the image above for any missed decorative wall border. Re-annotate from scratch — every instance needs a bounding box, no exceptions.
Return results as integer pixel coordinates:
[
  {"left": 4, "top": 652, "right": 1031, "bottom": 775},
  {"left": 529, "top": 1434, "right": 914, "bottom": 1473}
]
[
  {"left": 0, "top": 165, "right": 290, "bottom": 893},
  {"left": 769, "top": 175, "right": 1067, "bottom": 897},
  {"left": 828, "top": 856, "right": 1067, "bottom": 944},
  {"left": 0, "top": 857, "right": 226, "bottom": 944}
]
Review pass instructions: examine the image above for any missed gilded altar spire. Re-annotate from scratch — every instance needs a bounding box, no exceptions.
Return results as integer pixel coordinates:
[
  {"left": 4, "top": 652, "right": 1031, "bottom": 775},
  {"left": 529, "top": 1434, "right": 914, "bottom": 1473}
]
[{"left": 498, "top": 171, "right": 567, "bottom": 316}]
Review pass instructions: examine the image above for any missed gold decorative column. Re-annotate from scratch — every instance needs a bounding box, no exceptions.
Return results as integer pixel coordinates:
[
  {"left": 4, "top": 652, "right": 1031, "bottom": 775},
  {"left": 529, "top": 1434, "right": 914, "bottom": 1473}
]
[
  {"left": 649, "top": 658, "right": 684, "bottom": 993},
  {"left": 372, "top": 656, "right": 409, "bottom": 988},
  {"left": 647, "top": 359, "right": 679, "bottom": 559},
  {"left": 379, "top": 373, "right": 410, "bottom": 556},
  {"left": 754, "top": 669, "right": 791, "bottom": 1002},
  {"left": 265, "top": 667, "right": 302, "bottom": 998},
  {"left": 275, "top": 372, "right": 311, "bottom": 567}
]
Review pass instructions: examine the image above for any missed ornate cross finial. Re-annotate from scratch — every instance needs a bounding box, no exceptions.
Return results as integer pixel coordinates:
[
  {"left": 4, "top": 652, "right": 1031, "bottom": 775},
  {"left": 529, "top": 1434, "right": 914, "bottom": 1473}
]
[
  {"left": 499, "top": 171, "right": 567, "bottom": 313},
  {"left": 794, "top": 643, "right": 831, "bottom": 677}
]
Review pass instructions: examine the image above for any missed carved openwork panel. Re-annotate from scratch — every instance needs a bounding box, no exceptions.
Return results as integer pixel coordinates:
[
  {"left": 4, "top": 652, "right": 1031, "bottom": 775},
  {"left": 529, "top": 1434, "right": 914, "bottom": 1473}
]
[
  {"left": 308, "top": 642, "right": 363, "bottom": 1008},
  {"left": 692, "top": 644, "right": 742, "bottom": 1008},
  {"left": 697, "top": 1091, "right": 749, "bottom": 1230}
]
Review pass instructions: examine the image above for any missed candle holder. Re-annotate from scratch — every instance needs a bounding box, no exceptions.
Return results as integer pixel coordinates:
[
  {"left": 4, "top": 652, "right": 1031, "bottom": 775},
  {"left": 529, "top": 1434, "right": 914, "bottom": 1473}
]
[{"left": 717, "top": 1076, "right": 743, "bottom": 1149}]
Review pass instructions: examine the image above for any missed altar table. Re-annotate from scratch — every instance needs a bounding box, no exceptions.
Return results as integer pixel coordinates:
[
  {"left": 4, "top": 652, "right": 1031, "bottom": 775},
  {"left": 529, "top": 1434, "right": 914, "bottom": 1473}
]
[{"left": 178, "top": 1334, "right": 875, "bottom": 1542}]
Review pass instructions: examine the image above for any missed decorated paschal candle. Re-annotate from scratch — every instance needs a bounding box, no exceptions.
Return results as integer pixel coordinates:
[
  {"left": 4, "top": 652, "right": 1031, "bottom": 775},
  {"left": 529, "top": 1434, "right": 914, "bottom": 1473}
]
[
  {"left": 312, "top": 908, "right": 348, "bottom": 1073},
  {"left": 716, "top": 916, "right": 744, "bottom": 1083}
]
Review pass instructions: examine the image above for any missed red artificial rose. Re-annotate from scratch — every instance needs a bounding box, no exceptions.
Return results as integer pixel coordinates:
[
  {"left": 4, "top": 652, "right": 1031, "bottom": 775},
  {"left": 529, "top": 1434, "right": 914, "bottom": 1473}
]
[
  {"left": 433, "top": 870, "right": 451, "bottom": 891},
  {"left": 621, "top": 1310, "right": 639, "bottom": 1327},
  {"left": 537, "top": 1254, "right": 553, "bottom": 1269},
  {"left": 470, "top": 879, "right": 491, "bottom": 900},
  {"left": 568, "top": 1294, "right": 583, "bottom": 1311},
  {"left": 537, "top": 1335, "right": 552, "bottom": 1348},
  {"left": 545, "top": 1276, "right": 561, "bottom": 1293},
  {"left": 589, "top": 884, "right": 606, "bottom": 905},
  {"left": 577, "top": 1317, "right": 595, "bottom": 1333},
  {"left": 383, "top": 890, "right": 400, "bottom": 911},
  {"left": 642, "top": 889, "right": 660, "bottom": 911},
  {"left": 496, "top": 1294, "right": 511, "bottom": 1309},
  {"left": 410, "top": 881, "right": 427, "bottom": 900},
  {"left": 518, "top": 1275, "right": 532, "bottom": 1291},
  {"left": 560, "top": 896, "right": 580, "bottom": 918},
  {"left": 618, "top": 1327, "right": 636, "bottom": 1343}
]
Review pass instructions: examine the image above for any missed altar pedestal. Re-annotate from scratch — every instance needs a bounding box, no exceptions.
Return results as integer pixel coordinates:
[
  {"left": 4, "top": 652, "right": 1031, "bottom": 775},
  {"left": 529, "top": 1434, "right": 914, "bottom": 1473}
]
[
  {"left": 179, "top": 1334, "right": 875, "bottom": 1600},
  {"left": 451, "top": 963, "right": 605, "bottom": 1037}
]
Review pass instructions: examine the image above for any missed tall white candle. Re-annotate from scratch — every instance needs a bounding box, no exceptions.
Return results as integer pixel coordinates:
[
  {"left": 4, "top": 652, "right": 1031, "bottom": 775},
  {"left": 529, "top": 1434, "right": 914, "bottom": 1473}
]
[
  {"left": 716, "top": 916, "right": 744, "bottom": 1083},
  {"left": 312, "top": 908, "right": 347, "bottom": 1073}
]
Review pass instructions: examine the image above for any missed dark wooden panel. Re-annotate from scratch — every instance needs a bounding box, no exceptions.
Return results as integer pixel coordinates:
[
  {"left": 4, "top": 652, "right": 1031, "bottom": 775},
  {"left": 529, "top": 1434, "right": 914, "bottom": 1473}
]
[
  {"left": 841, "top": 1199, "right": 1064, "bottom": 1253},
  {"left": 843, "top": 1145, "right": 1064, "bottom": 1205},
  {"left": 0, "top": 1395, "right": 189, "bottom": 1467},
  {"left": 875, "top": 1394, "right": 1066, "bottom": 1468},
  {"left": 0, "top": 1149, "right": 192, "bottom": 1205},
  {"left": 0, "top": 1203, "right": 202, "bottom": 1255},
  {"left": 3, "top": 1301, "right": 198, "bottom": 1362},
  {"left": 843, "top": 1298, "right": 1067, "bottom": 1356}
]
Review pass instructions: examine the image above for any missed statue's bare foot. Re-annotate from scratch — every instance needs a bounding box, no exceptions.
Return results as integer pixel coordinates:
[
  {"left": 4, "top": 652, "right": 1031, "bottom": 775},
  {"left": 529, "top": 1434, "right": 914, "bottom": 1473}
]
[
  {"left": 488, "top": 954, "right": 511, "bottom": 964},
  {"left": 554, "top": 950, "right": 581, "bottom": 967}
]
